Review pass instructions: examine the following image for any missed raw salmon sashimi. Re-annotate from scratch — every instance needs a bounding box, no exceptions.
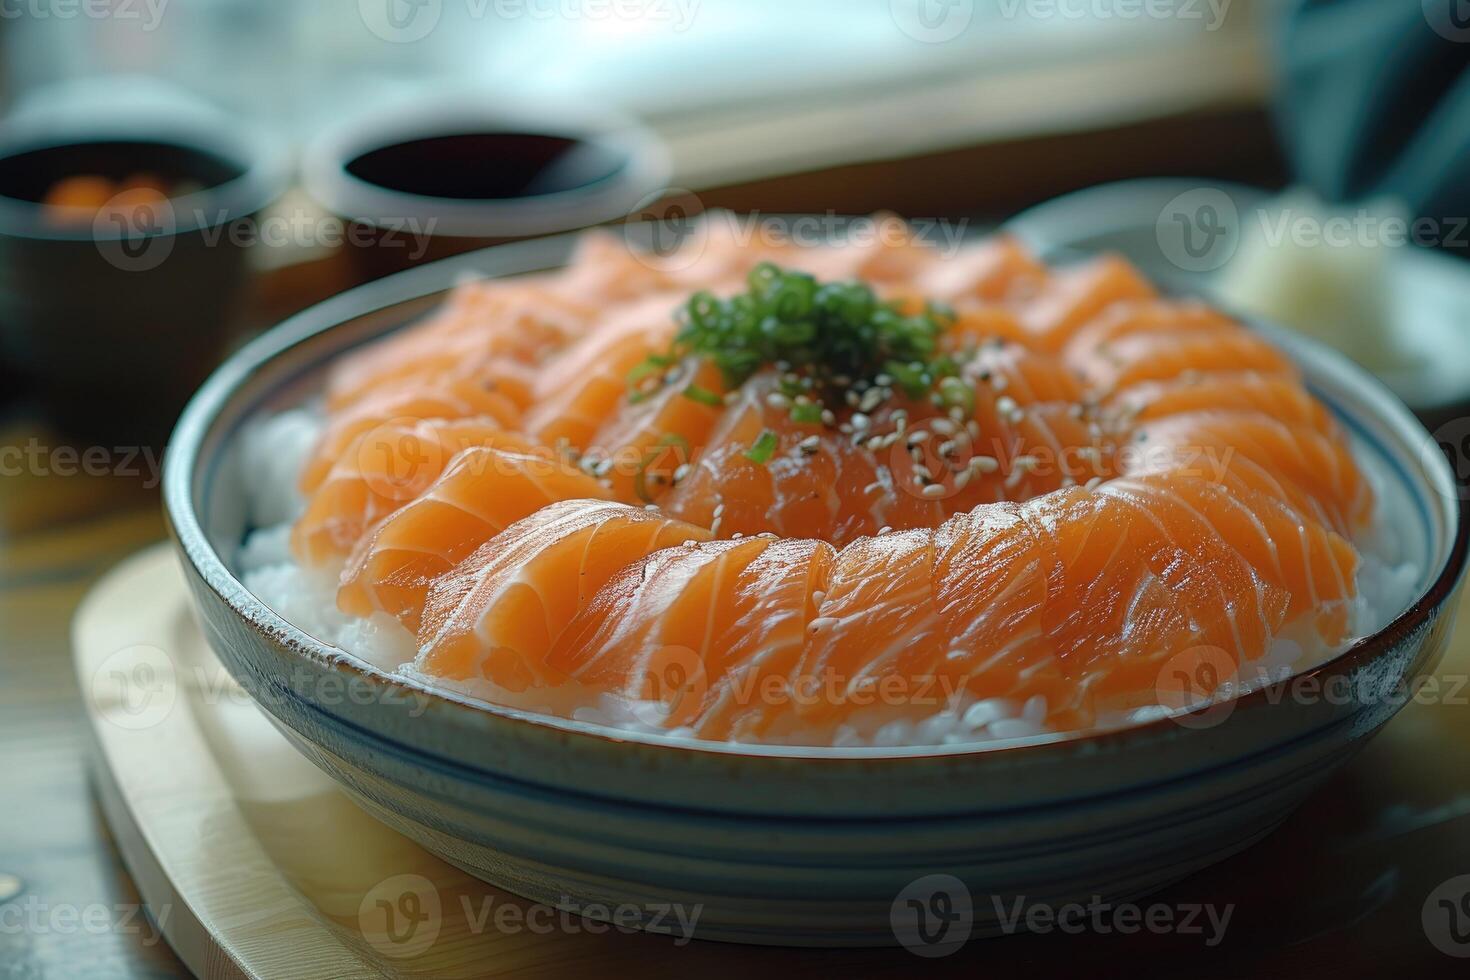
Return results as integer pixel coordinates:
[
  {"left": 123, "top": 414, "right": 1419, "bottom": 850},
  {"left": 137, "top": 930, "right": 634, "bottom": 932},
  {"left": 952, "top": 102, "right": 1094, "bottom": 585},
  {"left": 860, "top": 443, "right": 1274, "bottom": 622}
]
[
  {"left": 292, "top": 418, "right": 543, "bottom": 566},
  {"left": 280, "top": 224, "right": 1377, "bottom": 743},
  {"left": 417, "top": 500, "right": 711, "bottom": 692},
  {"left": 299, "top": 376, "right": 523, "bottom": 494},
  {"left": 338, "top": 446, "right": 608, "bottom": 632}
]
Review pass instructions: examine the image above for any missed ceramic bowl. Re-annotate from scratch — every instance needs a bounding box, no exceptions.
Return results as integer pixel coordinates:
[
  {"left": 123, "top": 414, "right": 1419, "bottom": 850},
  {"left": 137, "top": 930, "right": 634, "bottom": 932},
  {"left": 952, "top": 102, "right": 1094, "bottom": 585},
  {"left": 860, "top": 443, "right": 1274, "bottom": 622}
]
[{"left": 163, "top": 227, "right": 1469, "bottom": 947}]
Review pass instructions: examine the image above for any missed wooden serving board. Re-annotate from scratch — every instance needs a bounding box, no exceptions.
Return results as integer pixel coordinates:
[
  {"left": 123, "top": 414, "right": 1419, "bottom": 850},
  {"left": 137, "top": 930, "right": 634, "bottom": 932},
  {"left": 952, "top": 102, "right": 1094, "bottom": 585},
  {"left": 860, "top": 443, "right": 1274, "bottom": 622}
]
[{"left": 75, "top": 546, "right": 1470, "bottom": 978}]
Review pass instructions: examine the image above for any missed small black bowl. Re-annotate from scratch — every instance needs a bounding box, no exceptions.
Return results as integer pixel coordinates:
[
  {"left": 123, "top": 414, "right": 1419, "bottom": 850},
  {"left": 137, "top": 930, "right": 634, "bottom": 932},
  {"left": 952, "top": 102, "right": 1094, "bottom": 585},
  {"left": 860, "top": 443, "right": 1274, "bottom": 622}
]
[
  {"left": 0, "top": 119, "right": 285, "bottom": 445},
  {"left": 303, "top": 98, "right": 669, "bottom": 282}
]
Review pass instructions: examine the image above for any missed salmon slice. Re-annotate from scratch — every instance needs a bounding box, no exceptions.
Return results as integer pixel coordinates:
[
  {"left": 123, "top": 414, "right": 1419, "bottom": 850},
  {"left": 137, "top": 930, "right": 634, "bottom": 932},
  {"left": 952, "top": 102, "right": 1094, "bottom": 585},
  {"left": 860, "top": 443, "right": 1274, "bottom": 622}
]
[
  {"left": 1107, "top": 372, "right": 1335, "bottom": 431},
  {"left": 1069, "top": 330, "right": 1295, "bottom": 393},
  {"left": 918, "top": 236, "right": 1049, "bottom": 305},
  {"left": 325, "top": 282, "right": 593, "bottom": 410},
  {"left": 1124, "top": 412, "right": 1372, "bottom": 533},
  {"left": 416, "top": 500, "right": 712, "bottom": 691},
  {"left": 549, "top": 537, "right": 840, "bottom": 739},
  {"left": 338, "top": 448, "right": 609, "bottom": 632},
  {"left": 300, "top": 377, "right": 522, "bottom": 494},
  {"left": 1018, "top": 254, "right": 1158, "bottom": 351},
  {"left": 292, "top": 419, "right": 541, "bottom": 567},
  {"left": 521, "top": 294, "right": 681, "bottom": 452},
  {"left": 1064, "top": 300, "right": 1240, "bottom": 361},
  {"left": 659, "top": 370, "right": 1117, "bottom": 546},
  {"left": 585, "top": 357, "right": 728, "bottom": 504}
]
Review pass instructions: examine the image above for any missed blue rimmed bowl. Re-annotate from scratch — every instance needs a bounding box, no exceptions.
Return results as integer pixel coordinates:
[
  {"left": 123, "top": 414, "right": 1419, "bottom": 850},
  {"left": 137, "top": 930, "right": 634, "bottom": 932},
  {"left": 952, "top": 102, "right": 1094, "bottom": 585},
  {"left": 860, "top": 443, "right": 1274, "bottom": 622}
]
[{"left": 163, "top": 227, "right": 1468, "bottom": 947}]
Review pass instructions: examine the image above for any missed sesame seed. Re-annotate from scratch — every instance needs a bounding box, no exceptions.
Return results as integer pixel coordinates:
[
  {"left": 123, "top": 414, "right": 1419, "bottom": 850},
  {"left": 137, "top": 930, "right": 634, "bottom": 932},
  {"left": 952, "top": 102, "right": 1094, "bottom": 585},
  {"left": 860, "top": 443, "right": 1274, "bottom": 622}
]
[
  {"left": 922, "top": 483, "right": 948, "bottom": 499},
  {"left": 907, "top": 430, "right": 929, "bottom": 446},
  {"left": 812, "top": 589, "right": 826, "bottom": 606},
  {"left": 798, "top": 435, "right": 821, "bottom": 453},
  {"left": 851, "top": 413, "right": 871, "bottom": 431},
  {"left": 970, "top": 455, "right": 1000, "bottom": 474},
  {"left": 673, "top": 463, "right": 692, "bottom": 482},
  {"left": 731, "top": 532, "right": 743, "bottom": 539},
  {"left": 821, "top": 409, "right": 837, "bottom": 426},
  {"left": 996, "top": 395, "right": 1019, "bottom": 417},
  {"left": 644, "top": 503, "right": 660, "bottom": 511},
  {"left": 766, "top": 392, "right": 790, "bottom": 410},
  {"left": 877, "top": 525, "right": 893, "bottom": 535},
  {"left": 954, "top": 469, "right": 971, "bottom": 490},
  {"left": 865, "top": 436, "right": 884, "bottom": 452},
  {"left": 1085, "top": 476, "right": 1103, "bottom": 490},
  {"left": 808, "top": 616, "right": 838, "bottom": 633},
  {"left": 713, "top": 503, "right": 725, "bottom": 517}
]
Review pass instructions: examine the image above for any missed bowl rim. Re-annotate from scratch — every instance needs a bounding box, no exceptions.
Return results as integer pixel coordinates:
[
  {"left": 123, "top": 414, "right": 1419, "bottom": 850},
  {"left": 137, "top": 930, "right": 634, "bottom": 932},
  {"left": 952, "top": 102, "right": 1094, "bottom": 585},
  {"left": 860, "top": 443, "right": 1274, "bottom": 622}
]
[
  {"left": 299, "top": 96, "right": 670, "bottom": 239},
  {"left": 163, "top": 223, "right": 1470, "bottom": 764}
]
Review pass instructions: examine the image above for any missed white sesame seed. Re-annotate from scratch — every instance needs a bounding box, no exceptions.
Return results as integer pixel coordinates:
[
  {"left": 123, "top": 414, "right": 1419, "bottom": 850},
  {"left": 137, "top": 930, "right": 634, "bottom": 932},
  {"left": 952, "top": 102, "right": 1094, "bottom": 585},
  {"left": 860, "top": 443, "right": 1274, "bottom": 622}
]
[
  {"left": 766, "top": 392, "right": 791, "bottom": 409},
  {"left": 938, "top": 440, "right": 957, "bottom": 457},
  {"left": 808, "top": 616, "right": 838, "bottom": 633},
  {"left": 991, "top": 373, "right": 1008, "bottom": 392},
  {"left": 812, "top": 589, "right": 826, "bottom": 606},
  {"left": 875, "top": 373, "right": 893, "bottom": 386},
  {"left": 996, "top": 395, "right": 1019, "bottom": 417},
  {"left": 851, "top": 413, "right": 871, "bottom": 431},
  {"left": 798, "top": 435, "right": 821, "bottom": 453},
  {"left": 907, "top": 430, "right": 929, "bottom": 446},
  {"left": 966, "top": 420, "right": 981, "bottom": 439},
  {"left": 713, "top": 503, "right": 725, "bottom": 517},
  {"left": 954, "top": 469, "right": 972, "bottom": 490},
  {"left": 645, "top": 503, "right": 660, "bottom": 511},
  {"left": 1085, "top": 476, "right": 1103, "bottom": 490},
  {"left": 970, "top": 455, "right": 1000, "bottom": 474},
  {"left": 821, "top": 409, "right": 837, "bottom": 426},
  {"left": 865, "top": 436, "right": 884, "bottom": 452},
  {"left": 731, "top": 532, "right": 743, "bottom": 539},
  {"left": 673, "top": 463, "right": 692, "bottom": 482},
  {"left": 877, "top": 525, "right": 893, "bottom": 535},
  {"left": 931, "top": 418, "right": 956, "bottom": 435},
  {"left": 922, "top": 483, "right": 948, "bottom": 499},
  {"left": 913, "top": 464, "right": 933, "bottom": 480}
]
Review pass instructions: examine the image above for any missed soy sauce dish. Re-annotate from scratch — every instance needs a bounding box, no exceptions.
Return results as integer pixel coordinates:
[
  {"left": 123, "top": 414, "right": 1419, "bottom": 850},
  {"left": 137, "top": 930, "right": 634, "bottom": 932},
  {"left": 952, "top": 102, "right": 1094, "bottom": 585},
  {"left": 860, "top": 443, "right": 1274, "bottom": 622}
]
[{"left": 164, "top": 224, "right": 1467, "bottom": 946}]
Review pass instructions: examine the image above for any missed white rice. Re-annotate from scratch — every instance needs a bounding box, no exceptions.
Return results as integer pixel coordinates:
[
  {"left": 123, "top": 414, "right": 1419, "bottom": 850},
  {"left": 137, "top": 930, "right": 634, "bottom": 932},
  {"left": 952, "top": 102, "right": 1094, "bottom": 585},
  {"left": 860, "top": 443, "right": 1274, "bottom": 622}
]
[{"left": 238, "top": 408, "right": 1424, "bottom": 748}]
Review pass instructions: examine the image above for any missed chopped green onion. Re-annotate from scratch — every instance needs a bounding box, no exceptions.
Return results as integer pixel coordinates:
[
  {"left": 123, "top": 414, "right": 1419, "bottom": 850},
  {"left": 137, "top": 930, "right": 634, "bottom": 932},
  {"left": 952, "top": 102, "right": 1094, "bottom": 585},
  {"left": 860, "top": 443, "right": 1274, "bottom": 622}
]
[
  {"left": 790, "top": 402, "right": 823, "bottom": 424},
  {"left": 744, "top": 429, "right": 778, "bottom": 464},
  {"left": 681, "top": 384, "right": 724, "bottom": 407}
]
